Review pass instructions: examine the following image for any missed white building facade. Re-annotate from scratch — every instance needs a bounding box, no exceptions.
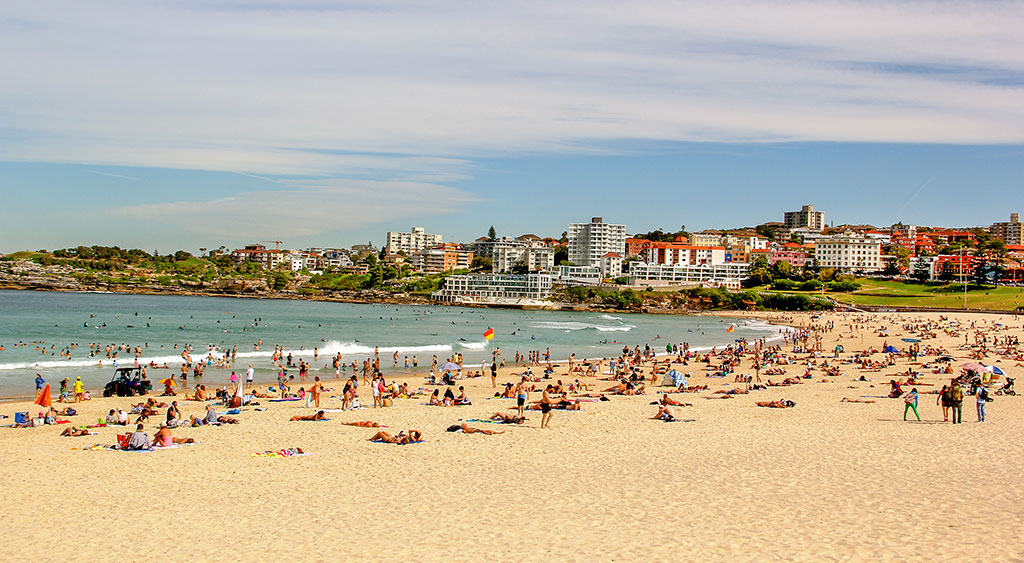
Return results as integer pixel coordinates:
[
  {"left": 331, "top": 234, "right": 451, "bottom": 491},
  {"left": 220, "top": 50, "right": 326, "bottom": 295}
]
[
  {"left": 385, "top": 227, "right": 442, "bottom": 255},
  {"left": 433, "top": 274, "right": 553, "bottom": 301},
  {"left": 813, "top": 235, "right": 882, "bottom": 273},
  {"left": 629, "top": 262, "right": 751, "bottom": 289},
  {"left": 568, "top": 217, "right": 626, "bottom": 267}
]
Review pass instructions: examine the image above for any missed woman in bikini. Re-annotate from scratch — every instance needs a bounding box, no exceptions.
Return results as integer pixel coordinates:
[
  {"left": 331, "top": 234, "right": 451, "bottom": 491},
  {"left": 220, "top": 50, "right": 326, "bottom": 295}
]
[
  {"left": 290, "top": 410, "right": 326, "bottom": 421},
  {"left": 368, "top": 430, "right": 422, "bottom": 444}
]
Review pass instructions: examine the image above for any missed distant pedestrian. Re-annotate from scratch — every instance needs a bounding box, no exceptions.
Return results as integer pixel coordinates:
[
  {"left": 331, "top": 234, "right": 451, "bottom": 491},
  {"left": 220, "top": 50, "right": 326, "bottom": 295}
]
[
  {"left": 903, "top": 388, "right": 921, "bottom": 422},
  {"left": 949, "top": 380, "right": 964, "bottom": 424},
  {"left": 976, "top": 384, "right": 989, "bottom": 422}
]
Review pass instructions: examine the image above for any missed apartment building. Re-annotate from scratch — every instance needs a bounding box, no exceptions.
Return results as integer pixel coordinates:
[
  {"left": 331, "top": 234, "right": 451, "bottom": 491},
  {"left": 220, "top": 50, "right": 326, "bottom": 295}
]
[
  {"left": 410, "top": 243, "right": 473, "bottom": 274},
  {"left": 784, "top": 205, "right": 826, "bottom": 231},
  {"left": 629, "top": 262, "right": 751, "bottom": 289},
  {"left": 990, "top": 213, "right": 1023, "bottom": 245},
  {"left": 433, "top": 273, "right": 553, "bottom": 301},
  {"left": 641, "top": 242, "right": 726, "bottom": 266},
  {"left": 813, "top": 235, "right": 882, "bottom": 273},
  {"left": 567, "top": 217, "right": 626, "bottom": 267},
  {"left": 385, "top": 227, "right": 442, "bottom": 255}
]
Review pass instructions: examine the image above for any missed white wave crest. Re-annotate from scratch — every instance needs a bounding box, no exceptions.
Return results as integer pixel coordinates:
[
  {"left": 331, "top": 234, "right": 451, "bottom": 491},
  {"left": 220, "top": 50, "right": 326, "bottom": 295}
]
[{"left": 530, "top": 321, "right": 634, "bottom": 332}]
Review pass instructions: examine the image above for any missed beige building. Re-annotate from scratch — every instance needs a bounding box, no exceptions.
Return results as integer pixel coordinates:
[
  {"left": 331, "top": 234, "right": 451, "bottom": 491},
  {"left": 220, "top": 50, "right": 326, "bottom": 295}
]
[
  {"left": 385, "top": 227, "right": 442, "bottom": 255},
  {"left": 813, "top": 235, "right": 881, "bottom": 273},
  {"left": 990, "top": 213, "right": 1023, "bottom": 245},
  {"left": 784, "top": 205, "right": 826, "bottom": 231}
]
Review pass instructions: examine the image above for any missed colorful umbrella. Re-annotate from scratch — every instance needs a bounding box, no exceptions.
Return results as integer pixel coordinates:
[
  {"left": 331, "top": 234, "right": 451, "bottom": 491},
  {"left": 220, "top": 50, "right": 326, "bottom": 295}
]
[
  {"left": 439, "top": 362, "right": 461, "bottom": 371},
  {"left": 961, "top": 362, "right": 985, "bottom": 373},
  {"left": 985, "top": 365, "right": 1006, "bottom": 376}
]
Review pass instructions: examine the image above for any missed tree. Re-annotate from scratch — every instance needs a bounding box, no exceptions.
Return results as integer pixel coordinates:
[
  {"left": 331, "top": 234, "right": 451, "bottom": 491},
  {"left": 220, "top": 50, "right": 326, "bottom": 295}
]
[
  {"left": 770, "top": 260, "right": 793, "bottom": 280},
  {"left": 470, "top": 256, "right": 492, "bottom": 272},
  {"left": 891, "top": 247, "right": 912, "bottom": 270},
  {"left": 939, "top": 260, "right": 955, "bottom": 282},
  {"left": 510, "top": 260, "right": 528, "bottom": 274},
  {"left": 173, "top": 250, "right": 193, "bottom": 262},
  {"left": 911, "top": 259, "right": 931, "bottom": 281},
  {"left": 553, "top": 245, "right": 569, "bottom": 265},
  {"left": 487, "top": 226, "right": 497, "bottom": 241}
]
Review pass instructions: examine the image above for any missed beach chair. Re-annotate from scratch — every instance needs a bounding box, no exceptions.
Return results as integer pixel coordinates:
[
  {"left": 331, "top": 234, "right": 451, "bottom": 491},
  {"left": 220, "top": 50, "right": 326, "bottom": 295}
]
[{"left": 14, "top": 412, "right": 32, "bottom": 427}]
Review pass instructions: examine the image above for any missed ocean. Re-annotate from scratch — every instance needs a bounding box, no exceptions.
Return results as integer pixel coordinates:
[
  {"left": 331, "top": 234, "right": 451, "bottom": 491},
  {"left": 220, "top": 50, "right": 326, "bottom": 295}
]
[{"left": 0, "top": 290, "right": 787, "bottom": 398}]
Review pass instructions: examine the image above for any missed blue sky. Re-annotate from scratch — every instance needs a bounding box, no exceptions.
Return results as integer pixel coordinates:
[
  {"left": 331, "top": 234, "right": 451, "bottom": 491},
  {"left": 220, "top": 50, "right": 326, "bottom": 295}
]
[{"left": 1, "top": 1, "right": 1023, "bottom": 253}]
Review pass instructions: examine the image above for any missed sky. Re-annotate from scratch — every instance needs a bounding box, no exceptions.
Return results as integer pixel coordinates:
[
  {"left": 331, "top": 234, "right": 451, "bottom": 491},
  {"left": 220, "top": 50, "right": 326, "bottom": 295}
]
[{"left": 1, "top": 1, "right": 1022, "bottom": 253}]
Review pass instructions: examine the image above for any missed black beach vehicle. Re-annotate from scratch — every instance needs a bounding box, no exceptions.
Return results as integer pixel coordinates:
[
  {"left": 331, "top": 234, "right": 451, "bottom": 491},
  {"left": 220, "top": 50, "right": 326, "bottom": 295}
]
[{"left": 102, "top": 367, "right": 153, "bottom": 397}]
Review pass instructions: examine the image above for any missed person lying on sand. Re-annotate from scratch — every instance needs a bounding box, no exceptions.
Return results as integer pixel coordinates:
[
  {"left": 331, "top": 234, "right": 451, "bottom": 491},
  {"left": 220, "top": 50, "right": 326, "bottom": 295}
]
[
  {"left": 339, "top": 421, "right": 383, "bottom": 427},
  {"left": 290, "top": 410, "right": 326, "bottom": 421},
  {"left": 447, "top": 423, "right": 504, "bottom": 435},
  {"left": 651, "top": 405, "right": 675, "bottom": 421},
  {"left": 488, "top": 412, "right": 526, "bottom": 424},
  {"left": 757, "top": 400, "right": 796, "bottom": 408},
  {"left": 841, "top": 398, "right": 875, "bottom": 403},
  {"left": 660, "top": 394, "right": 692, "bottom": 407},
  {"left": 153, "top": 424, "right": 195, "bottom": 446},
  {"left": 713, "top": 388, "right": 749, "bottom": 395},
  {"left": 523, "top": 397, "right": 581, "bottom": 411},
  {"left": 60, "top": 427, "right": 94, "bottom": 437},
  {"left": 368, "top": 430, "right": 422, "bottom": 444}
]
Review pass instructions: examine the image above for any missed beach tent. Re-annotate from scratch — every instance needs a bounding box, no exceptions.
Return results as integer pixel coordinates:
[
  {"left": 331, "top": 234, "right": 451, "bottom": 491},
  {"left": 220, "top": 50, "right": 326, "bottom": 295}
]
[
  {"left": 439, "top": 362, "right": 461, "bottom": 372},
  {"left": 883, "top": 345, "right": 899, "bottom": 353},
  {"left": 661, "top": 370, "right": 687, "bottom": 387}
]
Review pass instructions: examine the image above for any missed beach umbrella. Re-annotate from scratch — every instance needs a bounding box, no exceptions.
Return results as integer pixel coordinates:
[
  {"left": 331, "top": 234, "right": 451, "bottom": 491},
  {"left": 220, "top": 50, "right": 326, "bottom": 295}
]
[
  {"left": 34, "top": 384, "right": 52, "bottom": 408},
  {"left": 961, "top": 362, "right": 985, "bottom": 373},
  {"left": 439, "top": 362, "right": 461, "bottom": 371},
  {"left": 985, "top": 365, "right": 1006, "bottom": 376},
  {"left": 160, "top": 377, "right": 177, "bottom": 387},
  {"left": 883, "top": 345, "right": 899, "bottom": 353},
  {"left": 901, "top": 338, "right": 920, "bottom": 343}
]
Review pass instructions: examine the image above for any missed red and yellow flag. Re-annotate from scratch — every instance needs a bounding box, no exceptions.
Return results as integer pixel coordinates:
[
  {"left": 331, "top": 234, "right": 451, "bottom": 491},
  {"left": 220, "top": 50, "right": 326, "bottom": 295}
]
[
  {"left": 483, "top": 328, "right": 494, "bottom": 341},
  {"left": 727, "top": 323, "right": 736, "bottom": 333}
]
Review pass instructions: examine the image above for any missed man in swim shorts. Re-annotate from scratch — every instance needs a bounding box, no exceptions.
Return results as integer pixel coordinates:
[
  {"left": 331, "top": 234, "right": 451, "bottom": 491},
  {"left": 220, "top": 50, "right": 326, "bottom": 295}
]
[{"left": 515, "top": 377, "right": 528, "bottom": 417}]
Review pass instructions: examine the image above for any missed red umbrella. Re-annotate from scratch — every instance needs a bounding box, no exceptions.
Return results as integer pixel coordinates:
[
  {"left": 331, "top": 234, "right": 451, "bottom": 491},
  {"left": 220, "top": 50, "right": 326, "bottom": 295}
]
[
  {"left": 961, "top": 362, "right": 984, "bottom": 373},
  {"left": 34, "top": 384, "right": 52, "bottom": 408}
]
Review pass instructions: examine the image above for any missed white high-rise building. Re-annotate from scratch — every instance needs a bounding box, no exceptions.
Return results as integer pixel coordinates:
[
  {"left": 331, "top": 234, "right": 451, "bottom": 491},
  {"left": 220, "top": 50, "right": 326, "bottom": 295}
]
[
  {"left": 567, "top": 217, "right": 626, "bottom": 267},
  {"left": 385, "top": 227, "right": 442, "bottom": 255}
]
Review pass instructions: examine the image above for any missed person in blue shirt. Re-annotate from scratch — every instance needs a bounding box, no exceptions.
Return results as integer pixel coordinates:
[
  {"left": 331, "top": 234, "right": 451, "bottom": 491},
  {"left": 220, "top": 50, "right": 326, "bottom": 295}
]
[{"left": 35, "top": 373, "right": 46, "bottom": 391}]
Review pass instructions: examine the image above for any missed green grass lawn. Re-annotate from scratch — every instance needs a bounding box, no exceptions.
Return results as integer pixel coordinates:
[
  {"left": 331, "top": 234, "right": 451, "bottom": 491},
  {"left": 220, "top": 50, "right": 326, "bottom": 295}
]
[{"left": 832, "top": 279, "right": 1024, "bottom": 310}]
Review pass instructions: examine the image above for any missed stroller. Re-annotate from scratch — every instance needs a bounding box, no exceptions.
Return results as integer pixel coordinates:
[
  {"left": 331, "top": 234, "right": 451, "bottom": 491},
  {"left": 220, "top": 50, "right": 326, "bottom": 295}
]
[{"left": 995, "top": 378, "right": 1015, "bottom": 396}]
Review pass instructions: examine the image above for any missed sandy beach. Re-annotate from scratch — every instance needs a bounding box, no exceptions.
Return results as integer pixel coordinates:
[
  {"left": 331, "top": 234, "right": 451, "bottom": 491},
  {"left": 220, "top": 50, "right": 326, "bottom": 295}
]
[{"left": 1, "top": 310, "right": 1022, "bottom": 561}]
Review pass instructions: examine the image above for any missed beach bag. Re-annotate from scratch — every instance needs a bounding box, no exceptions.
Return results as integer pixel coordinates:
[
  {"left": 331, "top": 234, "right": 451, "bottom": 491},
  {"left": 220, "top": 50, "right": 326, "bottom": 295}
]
[
  {"left": 904, "top": 394, "right": 915, "bottom": 404},
  {"left": 382, "top": 397, "right": 393, "bottom": 407},
  {"left": 117, "top": 434, "right": 129, "bottom": 449}
]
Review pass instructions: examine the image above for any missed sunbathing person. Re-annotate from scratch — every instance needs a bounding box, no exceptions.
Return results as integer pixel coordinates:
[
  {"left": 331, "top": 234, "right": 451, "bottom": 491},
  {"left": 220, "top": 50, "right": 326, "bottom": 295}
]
[
  {"left": 447, "top": 423, "right": 505, "bottom": 435},
  {"left": 428, "top": 389, "right": 441, "bottom": 406},
  {"left": 713, "top": 388, "right": 749, "bottom": 395},
  {"left": 290, "top": 410, "right": 326, "bottom": 421},
  {"left": 368, "top": 430, "right": 422, "bottom": 444},
  {"left": 650, "top": 405, "right": 675, "bottom": 421},
  {"left": 660, "top": 394, "right": 692, "bottom": 407},
  {"left": 152, "top": 423, "right": 195, "bottom": 446},
  {"left": 841, "top": 398, "right": 875, "bottom": 403},
  {"left": 60, "top": 427, "right": 93, "bottom": 437},
  {"left": 524, "top": 397, "right": 581, "bottom": 411},
  {"left": 756, "top": 399, "right": 796, "bottom": 408},
  {"left": 488, "top": 412, "right": 526, "bottom": 424},
  {"left": 185, "top": 385, "right": 210, "bottom": 401},
  {"left": 339, "top": 421, "right": 383, "bottom": 427}
]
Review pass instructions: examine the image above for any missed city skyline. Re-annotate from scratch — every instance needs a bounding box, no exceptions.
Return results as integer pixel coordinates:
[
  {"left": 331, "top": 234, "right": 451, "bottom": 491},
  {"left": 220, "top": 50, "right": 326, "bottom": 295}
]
[{"left": 2, "top": 2, "right": 1023, "bottom": 252}]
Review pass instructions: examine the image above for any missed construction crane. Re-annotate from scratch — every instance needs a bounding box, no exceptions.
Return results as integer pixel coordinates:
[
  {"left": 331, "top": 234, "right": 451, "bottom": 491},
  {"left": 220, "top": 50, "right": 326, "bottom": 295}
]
[{"left": 260, "top": 240, "right": 284, "bottom": 250}]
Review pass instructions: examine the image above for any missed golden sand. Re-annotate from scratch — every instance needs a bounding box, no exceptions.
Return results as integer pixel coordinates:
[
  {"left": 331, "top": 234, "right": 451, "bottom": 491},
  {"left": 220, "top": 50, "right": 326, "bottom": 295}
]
[{"left": 1, "top": 311, "right": 1022, "bottom": 561}]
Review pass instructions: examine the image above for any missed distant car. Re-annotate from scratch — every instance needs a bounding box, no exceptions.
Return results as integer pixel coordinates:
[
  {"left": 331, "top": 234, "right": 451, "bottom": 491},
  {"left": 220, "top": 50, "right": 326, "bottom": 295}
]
[{"left": 102, "top": 367, "right": 152, "bottom": 397}]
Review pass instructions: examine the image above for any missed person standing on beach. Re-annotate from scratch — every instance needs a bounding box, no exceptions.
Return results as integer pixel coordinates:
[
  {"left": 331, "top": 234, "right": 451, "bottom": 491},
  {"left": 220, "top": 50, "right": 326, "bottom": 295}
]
[
  {"left": 310, "top": 376, "right": 323, "bottom": 408},
  {"left": 937, "top": 385, "right": 951, "bottom": 422},
  {"left": 246, "top": 365, "right": 254, "bottom": 390},
  {"left": 949, "top": 380, "right": 964, "bottom": 424},
  {"left": 515, "top": 377, "right": 529, "bottom": 418},
  {"left": 490, "top": 361, "right": 498, "bottom": 388},
  {"left": 903, "top": 388, "right": 921, "bottom": 421},
  {"left": 976, "top": 384, "right": 989, "bottom": 422},
  {"left": 73, "top": 376, "right": 84, "bottom": 403},
  {"left": 35, "top": 373, "right": 45, "bottom": 397},
  {"left": 540, "top": 385, "right": 555, "bottom": 429}
]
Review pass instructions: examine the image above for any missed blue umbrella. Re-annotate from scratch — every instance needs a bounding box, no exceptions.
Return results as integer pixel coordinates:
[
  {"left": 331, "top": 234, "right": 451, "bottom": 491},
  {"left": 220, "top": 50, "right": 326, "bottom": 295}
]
[
  {"left": 883, "top": 345, "right": 899, "bottom": 353},
  {"left": 439, "top": 362, "right": 461, "bottom": 371},
  {"left": 985, "top": 365, "right": 1005, "bottom": 376},
  {"left": 901, "top": 338, "right": 920, "bottom": 343}
]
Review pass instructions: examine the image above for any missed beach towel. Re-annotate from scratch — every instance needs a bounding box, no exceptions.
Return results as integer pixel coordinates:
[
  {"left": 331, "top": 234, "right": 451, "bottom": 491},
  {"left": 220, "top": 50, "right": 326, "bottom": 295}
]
[
  {"left": 252, "top": 448, "right": 311, "bottom": 458},
  {"left": 371, "top": 439, "right": 425, "bottom": 445},
  {"left": 269, "top": 398, "right": 302, "bottom": 402}
]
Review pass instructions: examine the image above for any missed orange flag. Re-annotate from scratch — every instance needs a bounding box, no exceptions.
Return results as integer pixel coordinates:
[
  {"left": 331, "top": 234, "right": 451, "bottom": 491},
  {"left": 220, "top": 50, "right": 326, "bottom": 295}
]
[{"left": 34, "top": 384, "right": 52, "bottom": 408}]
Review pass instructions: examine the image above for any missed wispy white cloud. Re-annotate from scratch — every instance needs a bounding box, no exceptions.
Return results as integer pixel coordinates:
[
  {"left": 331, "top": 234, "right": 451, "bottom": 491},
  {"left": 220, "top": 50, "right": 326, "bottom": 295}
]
[
  {"left": 2, "top": 1, "right": 1022, "bottom": 235},
  {"left": 110, "top": 177, "right": 481, "bottom": 239}
]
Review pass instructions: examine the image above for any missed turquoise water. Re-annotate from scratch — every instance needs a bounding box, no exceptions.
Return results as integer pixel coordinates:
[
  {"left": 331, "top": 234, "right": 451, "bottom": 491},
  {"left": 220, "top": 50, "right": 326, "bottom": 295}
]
[{"left": 0, "top": 290, "right": 785, "bottom": 398}]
